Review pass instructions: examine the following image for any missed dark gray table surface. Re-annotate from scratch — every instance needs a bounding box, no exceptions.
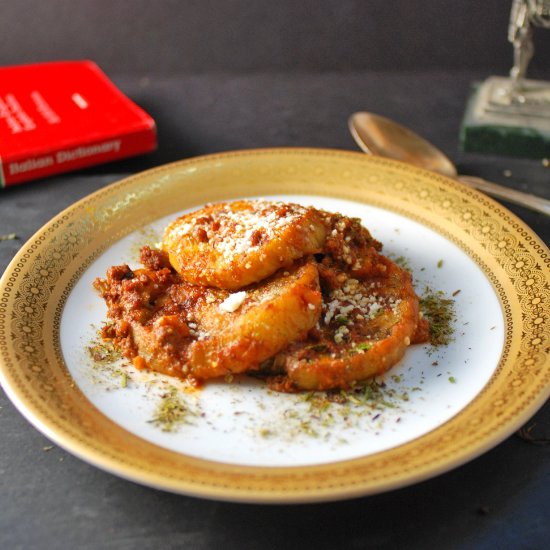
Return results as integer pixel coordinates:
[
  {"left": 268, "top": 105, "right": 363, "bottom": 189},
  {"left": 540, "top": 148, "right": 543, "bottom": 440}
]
[{"left": 1, "top": 71, "right": 549, "bottom": 550}]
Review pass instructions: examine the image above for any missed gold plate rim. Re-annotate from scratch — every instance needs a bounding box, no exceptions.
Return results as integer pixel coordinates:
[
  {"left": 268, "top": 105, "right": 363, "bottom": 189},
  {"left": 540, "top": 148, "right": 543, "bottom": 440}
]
[{"left": 1, "top": 147, "right": 549, "bottom": 503}]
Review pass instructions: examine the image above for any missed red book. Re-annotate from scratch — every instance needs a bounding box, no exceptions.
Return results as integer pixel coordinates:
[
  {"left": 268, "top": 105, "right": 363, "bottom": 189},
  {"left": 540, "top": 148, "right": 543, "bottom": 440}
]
[{"left": 0, "top": 60, "right": 157, "bottom": 187}]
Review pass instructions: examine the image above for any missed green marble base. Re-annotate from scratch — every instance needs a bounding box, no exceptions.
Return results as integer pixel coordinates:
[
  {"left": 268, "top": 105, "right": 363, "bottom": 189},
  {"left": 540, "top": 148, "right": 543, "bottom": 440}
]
[{"left": 459, "top": 77, "right": 550, "bottom": 159}]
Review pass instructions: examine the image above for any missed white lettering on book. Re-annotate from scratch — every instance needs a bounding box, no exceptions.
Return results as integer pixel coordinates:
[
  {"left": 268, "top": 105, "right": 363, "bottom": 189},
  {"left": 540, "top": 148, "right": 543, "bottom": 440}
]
[
  {"left": 56, "top": 140, "right": 121, "bottom": 163},
  {"left": 9, "top": 156, "right": 54, "bottom": 175},
  {"left": 31, "top": 91, "right": 61, "bottom": 124},
  {"left": 8, "top": 139, "right": 123, "bottom": 177},
  {"left": 4, "top": 94, "right": 35, "bottom": 131},
  {"left": 0, "top": 96, "right": 22, "bottom": 133},
  {"left": 71, "top": 93, "right": 89, "bottom": 109}
]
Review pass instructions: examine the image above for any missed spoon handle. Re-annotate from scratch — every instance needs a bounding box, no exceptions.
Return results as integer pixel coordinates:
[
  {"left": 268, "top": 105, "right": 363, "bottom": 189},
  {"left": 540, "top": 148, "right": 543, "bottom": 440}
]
[{"left": 457, "top": 175, "right": 550, "bottom": 216}]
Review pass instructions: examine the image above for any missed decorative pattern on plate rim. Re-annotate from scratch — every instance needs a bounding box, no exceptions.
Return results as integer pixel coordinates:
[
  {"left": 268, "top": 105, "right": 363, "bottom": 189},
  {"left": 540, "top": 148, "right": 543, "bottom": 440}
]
[{"left": 0, "top": 148, "right": 548, "bottom": 503}]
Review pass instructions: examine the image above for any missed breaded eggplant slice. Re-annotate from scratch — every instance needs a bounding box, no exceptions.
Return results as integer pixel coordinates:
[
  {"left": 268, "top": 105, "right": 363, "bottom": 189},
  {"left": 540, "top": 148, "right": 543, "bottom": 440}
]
[
  {"left": 267, "top": 251, "right": 427, "bottom": 392},
  {"left": 318, "top": 210, "right": 383, "bottom": 275},
  {"left": 162, "top": 200, "right": 326, "bottom": 290},
  {"left": 94, "top": 250, "right": 322, "bottom": 383}
]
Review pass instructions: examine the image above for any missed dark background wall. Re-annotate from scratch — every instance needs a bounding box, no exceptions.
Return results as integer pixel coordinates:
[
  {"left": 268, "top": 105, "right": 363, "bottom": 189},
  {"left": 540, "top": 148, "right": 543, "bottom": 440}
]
[{"left": 1, "top": 0, "right": 549, "bottom": 76}]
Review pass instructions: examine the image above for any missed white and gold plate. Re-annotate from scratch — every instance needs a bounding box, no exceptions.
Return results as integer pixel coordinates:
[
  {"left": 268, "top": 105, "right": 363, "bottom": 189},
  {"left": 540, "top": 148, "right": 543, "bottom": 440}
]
[{"left": 0, "top": 149, "right": 548, "bottom": 503}]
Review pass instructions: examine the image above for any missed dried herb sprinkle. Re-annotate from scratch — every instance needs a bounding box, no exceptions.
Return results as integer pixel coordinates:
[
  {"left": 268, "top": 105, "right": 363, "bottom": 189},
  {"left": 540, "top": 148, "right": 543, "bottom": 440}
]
[
  {"left": 149, "top": 388, "right": 195, "bottom": 432},
  {"left": 420, "top": 288, "right": 456, "bottom": 346},
  {"left": 0, "top": 233, "right": 17, "bottom": 241}
]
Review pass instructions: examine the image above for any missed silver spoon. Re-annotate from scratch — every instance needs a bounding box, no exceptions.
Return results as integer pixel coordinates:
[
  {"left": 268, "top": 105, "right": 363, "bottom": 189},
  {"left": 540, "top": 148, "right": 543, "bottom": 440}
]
[{"left": 349, "top": 111, "right": 550, "bottom": 216}]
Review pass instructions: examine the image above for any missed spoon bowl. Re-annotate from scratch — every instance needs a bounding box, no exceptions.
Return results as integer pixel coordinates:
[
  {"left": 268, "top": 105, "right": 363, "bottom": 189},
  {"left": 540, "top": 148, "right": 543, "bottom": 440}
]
[
  {"left": 349, "top": 112, "right": 458, "bottom": 178},
  {"left": 348, "top": 111, "right": 550, "bottom": 216}
]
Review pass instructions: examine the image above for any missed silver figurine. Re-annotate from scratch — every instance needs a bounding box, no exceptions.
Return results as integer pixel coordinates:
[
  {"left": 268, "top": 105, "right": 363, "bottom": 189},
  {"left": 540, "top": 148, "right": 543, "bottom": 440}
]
[
  {"left": 460, "top": 0, "right": 550, "bottom": 155},
  {"left": 509, "top": 0, "right": 550, "bottom": 96}
]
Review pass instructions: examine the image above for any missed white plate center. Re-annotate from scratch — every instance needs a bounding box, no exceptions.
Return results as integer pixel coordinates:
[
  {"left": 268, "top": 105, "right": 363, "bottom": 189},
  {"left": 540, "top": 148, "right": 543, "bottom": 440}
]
[{"left": 61, "top": 196, "right": 504, "bottom": 467}]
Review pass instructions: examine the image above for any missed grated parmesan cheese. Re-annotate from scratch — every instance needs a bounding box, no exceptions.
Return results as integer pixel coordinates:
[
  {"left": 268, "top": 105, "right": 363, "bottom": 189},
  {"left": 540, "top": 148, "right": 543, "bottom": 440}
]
[
  {"left": 219, "top": 291, "right": 247, "bottom": 313},
  {"left": 323, "top": 277, "right": 401, "bottom": 329},
  {"left": 174, "top": 200, "right": 314, "bottom": 261}
]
